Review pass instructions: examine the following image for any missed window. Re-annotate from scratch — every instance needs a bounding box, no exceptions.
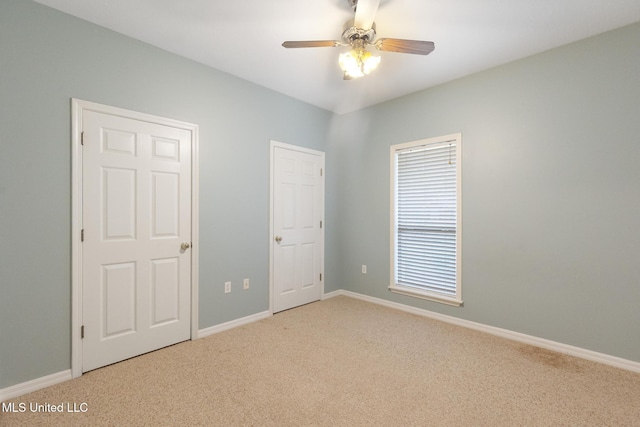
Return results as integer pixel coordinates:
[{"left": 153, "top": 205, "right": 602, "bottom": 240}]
[{"left": 390, "top": 133, "right": 462, "bottom": 306}]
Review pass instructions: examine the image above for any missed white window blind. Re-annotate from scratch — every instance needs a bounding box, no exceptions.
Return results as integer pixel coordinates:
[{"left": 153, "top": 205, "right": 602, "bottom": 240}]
[{"left": 391, "top": 134, "right": 461, "bottom": 304}]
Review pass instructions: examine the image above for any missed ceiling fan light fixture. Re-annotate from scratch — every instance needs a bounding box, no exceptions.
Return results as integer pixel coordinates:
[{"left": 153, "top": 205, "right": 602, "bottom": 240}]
[
  {"left": 281, "top": 0, "right": 434, "bottom": 79},
  {"left": 338, "top": 46, "right": 380, "bottom": 79},
  {"left": 362, "top": 51, "right": 381, "bottom": 74}
]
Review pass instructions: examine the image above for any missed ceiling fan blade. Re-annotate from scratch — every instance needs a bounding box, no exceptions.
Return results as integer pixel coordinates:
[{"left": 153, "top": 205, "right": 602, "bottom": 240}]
[
  {"left": 374, "top": 39, "right": 435, "bottom": 55},
  {"left": 282, "top": 40, "right": 341, "bottom": 48},
  {"left": 353, "top": 0, "right": 380, "bottom": 30}
]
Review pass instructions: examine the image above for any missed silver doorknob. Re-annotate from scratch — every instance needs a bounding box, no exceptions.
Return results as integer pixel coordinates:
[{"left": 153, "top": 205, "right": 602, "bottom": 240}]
[
  {"left": 274, "top": 236, "right": 282, "bottom": 243},
  {"left": 181, "top": 242, "right": 191, "bottom": 250}
]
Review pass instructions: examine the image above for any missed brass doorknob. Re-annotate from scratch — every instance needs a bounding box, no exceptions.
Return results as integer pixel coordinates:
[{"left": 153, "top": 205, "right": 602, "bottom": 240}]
[
  {"left": 181, "top": 242, "right": 191, "bottom": 250},
  {"left": 274, "top": 236, "right": 282, "bottom": 243}
]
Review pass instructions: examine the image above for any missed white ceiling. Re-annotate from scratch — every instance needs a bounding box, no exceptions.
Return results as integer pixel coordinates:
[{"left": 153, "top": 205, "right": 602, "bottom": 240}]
[{"left": 34, "top": 0, "right": 640, "bottom": 114}]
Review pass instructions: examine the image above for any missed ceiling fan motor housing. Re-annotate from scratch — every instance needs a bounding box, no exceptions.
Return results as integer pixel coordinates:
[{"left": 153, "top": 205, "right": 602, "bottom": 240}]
[{"left": 341, "top": 22, "right": 376, "bottom": 43}]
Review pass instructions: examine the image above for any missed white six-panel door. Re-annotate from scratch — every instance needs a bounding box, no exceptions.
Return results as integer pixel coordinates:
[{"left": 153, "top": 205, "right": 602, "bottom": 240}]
[
  {"left": 271, "top": 142, "right": 324, "bottom": 313},
  {"left": 81, "top": 109, "right": 192, "bottom": 372}
]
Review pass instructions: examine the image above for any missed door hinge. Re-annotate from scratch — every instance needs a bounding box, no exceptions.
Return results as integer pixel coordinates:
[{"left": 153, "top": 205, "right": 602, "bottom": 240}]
[
  {"left": 320, "top": 168, "right": 323, "bottom": 177},
  {"left": 320, "top": 273, "right": 322, "bottom": 281},
  {"left": 81, "top": 229, "right": 84, "bottom": 242},
  {"left": 81, "top": 325, "right": 85, "bottom": 339},
  {"left": 320, "top": 220, "right": 323, "bottom": 229},
  {"left": 81, "top": 131, "right": 84, "bottom": 145}
]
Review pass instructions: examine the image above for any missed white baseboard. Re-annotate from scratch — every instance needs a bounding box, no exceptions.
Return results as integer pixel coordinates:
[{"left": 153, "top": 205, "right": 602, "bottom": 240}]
[
  {"left": 326, "top": 290, "right": 640, "bottom": 374},
  {"left": 322, "top": 290, "right": 343, "bottom": 300},
  {"left": 0, "top": 370, "right": 72, "bottom": 402},
  {"left": 198, "top": 310, "right": 272, "bottom": 339},
  {"left": 5, "top": 292, "right": 637, "bottom": 401},
  {"left": 1, "top": 311, "right": 273, "bottom": 400}
]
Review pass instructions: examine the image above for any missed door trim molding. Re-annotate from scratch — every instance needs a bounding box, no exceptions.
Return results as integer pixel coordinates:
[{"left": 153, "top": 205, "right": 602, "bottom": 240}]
[
  {"left": 269, "top": 140, "right": 325, "bottom": 314},
  {"left": 71, "top": 99, "right": 200, "bottom": 378}
]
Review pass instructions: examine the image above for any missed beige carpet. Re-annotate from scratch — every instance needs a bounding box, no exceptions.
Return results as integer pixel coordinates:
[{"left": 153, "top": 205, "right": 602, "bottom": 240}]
[{"left": 2, "top": 296, "right": 640, "bottom": 426}]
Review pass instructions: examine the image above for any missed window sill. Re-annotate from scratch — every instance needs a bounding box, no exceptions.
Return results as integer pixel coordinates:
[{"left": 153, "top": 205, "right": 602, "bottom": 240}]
[{"left": 388, "top": 285, "right": 463, "bottom": 307}]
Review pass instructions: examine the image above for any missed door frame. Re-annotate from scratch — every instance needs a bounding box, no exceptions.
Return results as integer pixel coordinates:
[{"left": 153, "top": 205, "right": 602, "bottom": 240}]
[
  {"left": 71, "top": 99, "right": 200, "bottom": 378},
  {"left": 269, "top": 140, "right": 325, "bottom": 314}
]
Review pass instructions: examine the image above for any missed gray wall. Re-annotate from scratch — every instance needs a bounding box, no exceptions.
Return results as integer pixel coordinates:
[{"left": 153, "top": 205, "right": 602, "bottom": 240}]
[
  {"left": 0, "top": 0, "right": 333, "bottom": 388},
  {"left": 331, "top": 22, "right": 640, "bottom": 362},
  {"left": 1, "top": 0, "right": 639, "bottom": 390}
]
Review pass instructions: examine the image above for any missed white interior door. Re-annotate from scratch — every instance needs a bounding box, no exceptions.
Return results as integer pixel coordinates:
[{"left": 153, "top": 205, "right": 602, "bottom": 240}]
[
  {"left": 81, "top": 109, "right": 192, "bottom": 372},
  {"left": 271, "top": 142, "right": 324, "bottom": 313}
]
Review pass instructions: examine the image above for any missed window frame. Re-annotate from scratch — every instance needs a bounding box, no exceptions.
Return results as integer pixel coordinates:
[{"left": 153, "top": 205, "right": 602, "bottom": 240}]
[{"left": 389, "top": 133, "right": 463, "bottom": 307}]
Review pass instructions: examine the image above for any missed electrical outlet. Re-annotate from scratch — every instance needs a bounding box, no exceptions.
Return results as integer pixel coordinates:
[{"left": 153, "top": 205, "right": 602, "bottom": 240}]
[
  {"left": 224, "top": 281, "right": 231, "bottom": 293},
  {"left": 362, "top": 265, "right": 367, "bottom": 274},
  {"left": 243, "top": 278, "right": 250, "bottom": 290}
]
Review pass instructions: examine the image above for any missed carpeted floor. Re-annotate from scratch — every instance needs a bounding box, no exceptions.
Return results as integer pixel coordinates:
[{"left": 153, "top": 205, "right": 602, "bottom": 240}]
[{"left": 2, "top": 295, "right": 640, "bottom": 426}]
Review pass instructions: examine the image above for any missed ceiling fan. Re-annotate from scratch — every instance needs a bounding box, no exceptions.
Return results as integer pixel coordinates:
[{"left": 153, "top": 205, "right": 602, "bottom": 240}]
[{"left": 282, "top": 0, "right": 435, "bottom": 79}]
